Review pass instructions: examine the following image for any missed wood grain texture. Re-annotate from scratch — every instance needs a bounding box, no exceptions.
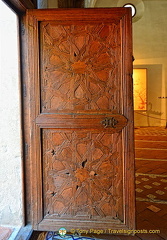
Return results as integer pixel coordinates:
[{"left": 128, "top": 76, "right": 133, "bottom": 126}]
[{"left": 24, "top": 8, "right": 135, "bottom": 232}]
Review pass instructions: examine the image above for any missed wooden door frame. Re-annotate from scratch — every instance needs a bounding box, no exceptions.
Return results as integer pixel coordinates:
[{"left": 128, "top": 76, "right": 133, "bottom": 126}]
[
  {"left": 2, "top": 0, "right": 37, "bottom": 14},
  {"left": 20, "top": 8, "right": 135, "bottom": 231}
]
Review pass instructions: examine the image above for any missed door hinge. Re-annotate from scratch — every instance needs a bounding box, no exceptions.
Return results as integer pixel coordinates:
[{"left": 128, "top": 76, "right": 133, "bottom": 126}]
[
  {"left": 24, "top": 142, "right": 29, "bottom": 157},
  {"left": 23, "top": 84, "right": 27, "bottom": 97},
  {"left": 20, "top": 22, "right": 25, "bottom": 36}
]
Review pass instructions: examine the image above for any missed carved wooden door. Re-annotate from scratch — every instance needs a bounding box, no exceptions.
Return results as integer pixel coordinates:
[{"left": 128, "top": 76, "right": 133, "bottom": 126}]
[{"left": 24, "top": 8, "right": 135, "bottom": 232}]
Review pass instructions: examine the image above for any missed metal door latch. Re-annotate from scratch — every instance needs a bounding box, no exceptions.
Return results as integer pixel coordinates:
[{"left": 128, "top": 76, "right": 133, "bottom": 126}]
[{"left": 101, "top": 117, "right": 118, "bottom": 128}]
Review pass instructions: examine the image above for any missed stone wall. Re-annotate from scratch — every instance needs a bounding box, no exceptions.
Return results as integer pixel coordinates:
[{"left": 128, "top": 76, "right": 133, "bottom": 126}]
[{"left": 0, "top": 1, "right": 23, "bottom": 227}]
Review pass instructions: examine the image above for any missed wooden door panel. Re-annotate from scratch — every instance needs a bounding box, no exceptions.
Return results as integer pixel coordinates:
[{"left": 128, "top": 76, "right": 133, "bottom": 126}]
[
  {"left": 40, "top": 22, "right": 121, "bottom": 112},
  {"left": 43, "top": 130, "right": 123, "bottom": 221},
  {"left": 24, "top": 8, "right": 135, "bottom": 232}
]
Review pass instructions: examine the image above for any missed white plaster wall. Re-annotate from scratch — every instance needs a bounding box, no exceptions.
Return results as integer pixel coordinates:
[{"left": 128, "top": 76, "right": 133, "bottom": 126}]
[
  {"left": 96, "top": 0, "right": 167, "bottom": 126},
  {"left": 133, "top": 0, "right": 167, "bottom": 126},
  {"left": 0, "top": 1, "right": 23, "bottom": 227},
  {"left": 48, "top": 0, "right": 58, "bottom": 8},
  {"left": 37, "top": 0, "right": 48, "bottom": 8},
  {"left": 37, "top": 0, "right": 58, "bottom": 8}
]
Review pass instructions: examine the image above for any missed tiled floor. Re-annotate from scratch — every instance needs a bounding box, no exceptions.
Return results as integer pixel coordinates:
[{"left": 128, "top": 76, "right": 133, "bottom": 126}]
[
  {"left": 134, "top": 127, "right": 167, "bottom": 240},
  {"left": 135, "top": 173, "right": 167, "bottom": 203},
  {"left": 30, "top": 127, "right": 167, "bottom": 240}
]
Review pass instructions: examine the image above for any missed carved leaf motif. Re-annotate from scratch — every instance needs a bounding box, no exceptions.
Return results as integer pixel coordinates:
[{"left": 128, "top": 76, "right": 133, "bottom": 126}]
[
  {"left": 99, "top": 25, "right": 110, "bottom": 40},
  {"left": 92, "top": 148, "right": 103, "bottom": 160},
  {"left": 74, "top": 85, "right": 84, "bottom": 99},
  {"left": 77, "top": 143, "right": 87, "bottom": 156},
  {"left": 52, "top": 133, "right": 64, "bottom": 146},
  {"left": 53, "top": 160, "right": 65, "bottom": 171},
  {"left": 97, "top": 96, "right": 109, "bottom": 109},
  {"left": 96, "top": 69, "right": 110, "bottom": 82}
]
